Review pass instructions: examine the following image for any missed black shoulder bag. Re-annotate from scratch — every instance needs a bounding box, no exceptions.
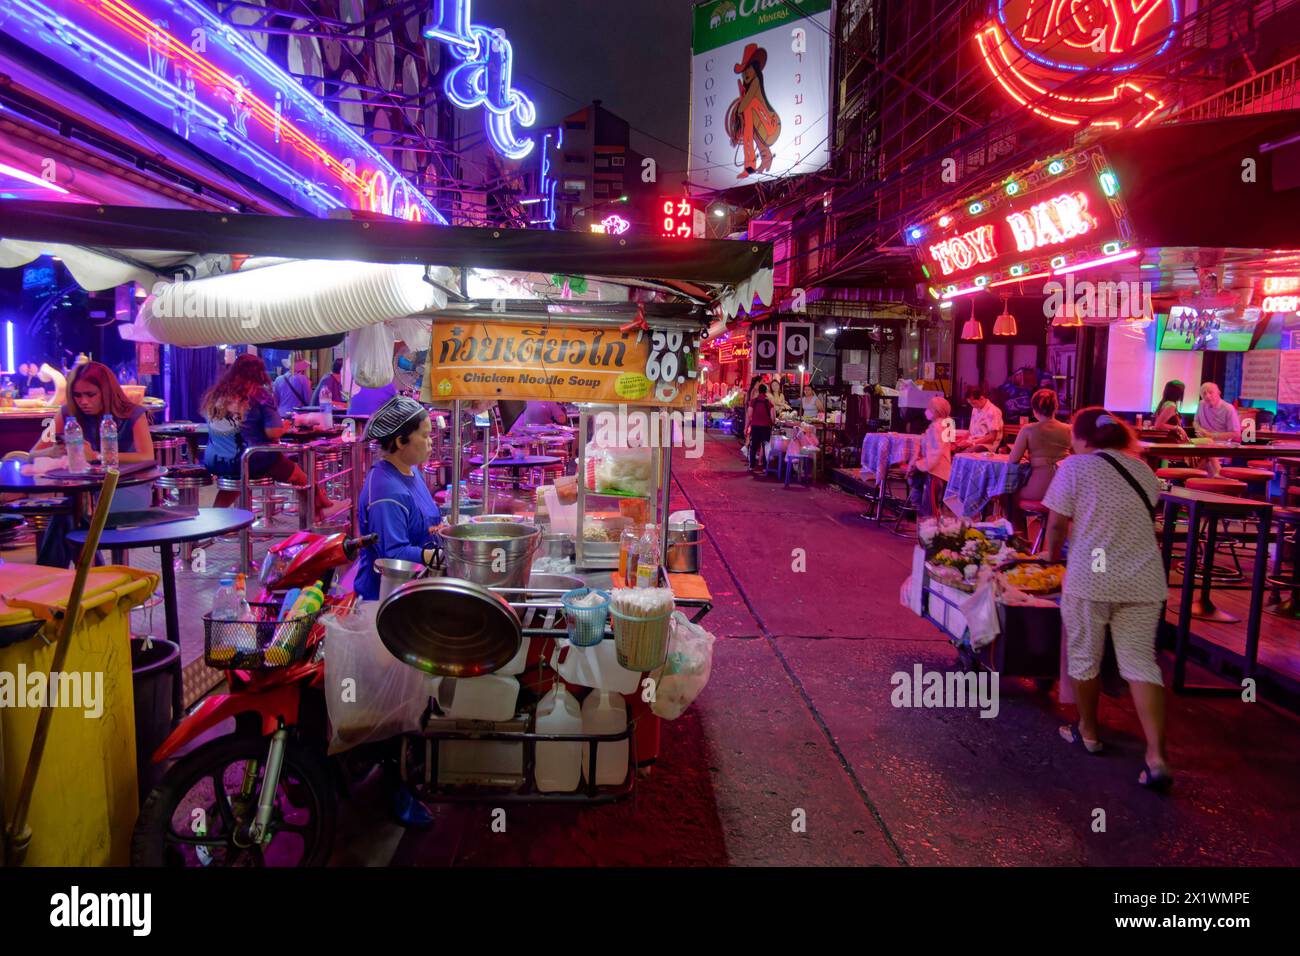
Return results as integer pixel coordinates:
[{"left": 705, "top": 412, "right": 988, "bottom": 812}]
[{"left": 1096, "top": 451, "right": 1157, "bottom": 520}]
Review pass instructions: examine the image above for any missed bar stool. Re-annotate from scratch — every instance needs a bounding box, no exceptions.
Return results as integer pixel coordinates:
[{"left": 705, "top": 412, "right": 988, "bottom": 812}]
[
  {"left": 1266, "top": 506, "right": 1300, "bottom": 619},
  {"left": 156, "top": 467, "right": 213, "bottom": 509},
  {"left": 217, "top": 476, "right": 281, "bottom": 530},
  {"left": 1156, "top": 466, "right": 1208, "bottom": 485},
  {"left": 1183, "top": 477, "right": 1247, "bottom": 617},
  {"left": 1219, "top": 466, "right": 1274, "bottom": 499},
  {"left": 152, "top": 437, "right": 186, "bottom": 470},
  {"left": 312, "top": 447, "right": 348, "bottom": 502},
  {"left": 1020, "top": 499, "right": 1050, "bottom": 552},
  {"left": 0, "top": 496, "right": 70, "bottom": 551}
]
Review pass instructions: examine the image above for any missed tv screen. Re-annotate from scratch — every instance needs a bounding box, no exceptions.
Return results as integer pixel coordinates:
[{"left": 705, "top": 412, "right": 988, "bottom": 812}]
[{"left": 1159, "top": 306, "right": 1258, "bottom": 352}]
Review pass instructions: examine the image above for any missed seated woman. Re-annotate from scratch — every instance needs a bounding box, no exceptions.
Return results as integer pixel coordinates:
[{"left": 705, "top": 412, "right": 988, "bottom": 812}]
[
  {"left": 907, "top": 395, "right": 953, "bottom": 516},
  {"left": 1152, "top": 379, "right": 1189, "bottom": 442},
  {"left": 353, "top": 395, "right": 442, "bottom": 601},
  {"left": 1007, "top": 388, "right": 1072, "bottom": 531},
  {"left": 202, "top": 354, "right": 341, "bottom": 521},
  {"left": 30, "top": 361, "right": 156, "bottom": 566}
]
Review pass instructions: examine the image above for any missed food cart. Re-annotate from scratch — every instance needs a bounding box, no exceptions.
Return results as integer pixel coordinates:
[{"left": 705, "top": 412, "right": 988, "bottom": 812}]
[{"left": 0, "top": 198, "right": 771, "bottom": 816}]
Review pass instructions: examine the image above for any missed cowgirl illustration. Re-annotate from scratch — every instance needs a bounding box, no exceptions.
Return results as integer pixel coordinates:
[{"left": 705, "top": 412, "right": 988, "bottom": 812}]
[{"left": 726, "top": 43, "right": 781, "bottom": 179}]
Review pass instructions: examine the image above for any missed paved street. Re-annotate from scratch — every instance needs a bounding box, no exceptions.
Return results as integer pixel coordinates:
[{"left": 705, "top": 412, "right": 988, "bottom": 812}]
[{"left": 330, "top": 432, "right": 1300, "bottom": 866}]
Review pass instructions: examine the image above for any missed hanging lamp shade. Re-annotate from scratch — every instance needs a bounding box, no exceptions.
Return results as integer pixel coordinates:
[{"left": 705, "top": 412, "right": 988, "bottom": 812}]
[
  {"left": 960, "top": 316, "right": 983, "bottom": 340},
  {"left": 1054, "top": 298, "right": 1082, "bottom": 327},
  {"left": 993, "top": 299, "right": 1017, "bottom": 336}
]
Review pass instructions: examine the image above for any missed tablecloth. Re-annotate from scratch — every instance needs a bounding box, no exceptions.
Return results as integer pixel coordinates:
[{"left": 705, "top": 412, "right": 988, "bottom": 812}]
[
  {"left": 859, "top": 432, "right": 922, "bottom": 485},
  {"left": 943, "top": 453, "right": 1030, "bottom": 518}
]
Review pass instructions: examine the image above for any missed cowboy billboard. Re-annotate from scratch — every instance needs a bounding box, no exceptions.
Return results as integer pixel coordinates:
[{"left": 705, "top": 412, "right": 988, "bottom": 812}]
[{"left": 688, "top": 0, "right": 832, "bottom": 191}]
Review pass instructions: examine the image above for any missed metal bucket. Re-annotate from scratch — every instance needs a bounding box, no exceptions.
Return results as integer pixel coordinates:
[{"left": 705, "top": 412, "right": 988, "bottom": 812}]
[
  {"left": 375, "top": 558, "right": 425, "bottom": 602},
  {"left": 666, "top": 522, "right": 704, "bottom": 573},
  {"left": 440, "top": 522, "right": 541, "bottom": 588}
]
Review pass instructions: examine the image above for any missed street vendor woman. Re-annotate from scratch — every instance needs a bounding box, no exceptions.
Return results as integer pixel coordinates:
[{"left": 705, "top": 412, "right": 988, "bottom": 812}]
[{"left": 354, "top": 395, "right": 442, "bottom": 601}]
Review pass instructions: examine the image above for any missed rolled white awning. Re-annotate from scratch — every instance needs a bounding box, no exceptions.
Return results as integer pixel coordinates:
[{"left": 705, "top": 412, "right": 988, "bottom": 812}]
[{"left": 140, "top": 260, "right": 453, "bottom": 346}]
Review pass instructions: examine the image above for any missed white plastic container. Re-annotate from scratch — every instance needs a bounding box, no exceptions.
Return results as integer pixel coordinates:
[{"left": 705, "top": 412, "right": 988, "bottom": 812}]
[
  {"left": 553, "top": 638, "right": 641, "bottom": 695},
  {"left": 534, "top": 682, "right": 583, "bottom": 792},
  {"left": 435, "top": 674, "right": 519, "bottom": 722},
  {"left": 580, "top": 691, "right": 628, "bottom": 787},
  {"left": 496, "top": 636, "right": 531, "bottom": 677}
]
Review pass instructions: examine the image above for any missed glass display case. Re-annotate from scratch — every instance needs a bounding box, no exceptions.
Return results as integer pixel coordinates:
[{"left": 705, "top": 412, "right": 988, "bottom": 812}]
[{"left": 574, "top": 404, "right": 670, "bottom": 571}]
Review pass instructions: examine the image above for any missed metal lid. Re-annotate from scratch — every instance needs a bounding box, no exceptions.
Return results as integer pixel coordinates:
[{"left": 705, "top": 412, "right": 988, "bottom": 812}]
[{"left": 376, "top": 577, "right": 522, "bottom": 678}]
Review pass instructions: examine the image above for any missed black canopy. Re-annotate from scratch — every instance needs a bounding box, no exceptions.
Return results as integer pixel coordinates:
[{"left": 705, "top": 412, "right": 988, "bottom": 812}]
[{"left": 0, "top": 200, "right": 771, "bottom": 287}]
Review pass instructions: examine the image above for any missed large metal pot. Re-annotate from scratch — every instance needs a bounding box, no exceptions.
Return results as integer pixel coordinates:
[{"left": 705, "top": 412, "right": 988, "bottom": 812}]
[
  {"left": 440, "top": 521, "right": 540, "bottom": 588},
  {"left": 666, "top": 522, "right": 705, "bottom": 574}
]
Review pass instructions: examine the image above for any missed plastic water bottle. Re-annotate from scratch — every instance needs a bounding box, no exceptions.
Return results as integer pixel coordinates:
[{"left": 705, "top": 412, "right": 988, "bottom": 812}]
[
  {"left": 211, "top": 578, "right": 239, "bottom": 621},
  {"left": 341, "top": 418, "right": 356, "bottom": 443},
  {"left": 100, "top": 415, "right": 119, "bottom": 469},
  {"left": 321, "top": 401, "right": 333, "bottom": 430},
  {"left": 635, "top": 523, "right": 661, "bottom": 589},
  {"left": 65, "top": 417, "right": 87, "bottom": 472}
]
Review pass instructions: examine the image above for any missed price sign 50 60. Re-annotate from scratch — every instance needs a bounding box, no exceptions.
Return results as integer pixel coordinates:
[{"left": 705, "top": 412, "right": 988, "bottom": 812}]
[{"left": 645, "top": 330, "right": 699, "bottom": 385}]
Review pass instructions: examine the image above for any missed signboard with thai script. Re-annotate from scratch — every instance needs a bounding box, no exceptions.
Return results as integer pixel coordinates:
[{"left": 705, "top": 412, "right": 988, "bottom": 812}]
[
  {"left": 424, "top": 321, "right": 697, "bottom": 408},
  {"left": 913, "top": 147, "right": 1133, "bottom": 300},
  {"left": 1280, "top": 350, "right": 1300, "bottom": 405},
  {"left": 688, "top": 0, "right": 832, "bottom": 190}
]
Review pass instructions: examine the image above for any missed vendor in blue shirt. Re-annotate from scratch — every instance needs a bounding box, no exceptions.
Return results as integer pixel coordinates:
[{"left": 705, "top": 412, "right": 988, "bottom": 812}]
[{"left": 354, "top": 395, "right": 442, "bottom": 600}]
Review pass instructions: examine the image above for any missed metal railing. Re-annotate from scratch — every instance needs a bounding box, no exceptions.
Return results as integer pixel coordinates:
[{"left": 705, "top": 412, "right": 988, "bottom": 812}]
[{"left": 1166, "top": 54, "right": 1300, "bottom": 124}]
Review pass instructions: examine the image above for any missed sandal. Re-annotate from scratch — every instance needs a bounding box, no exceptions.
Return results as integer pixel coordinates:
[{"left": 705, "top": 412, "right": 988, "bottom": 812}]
[
  {"left": 1138, "top": 764, "right": 1174, "bottom": 792},
  {"left": 1059, "top": 723, "right": 1104, "bottom": 754}
]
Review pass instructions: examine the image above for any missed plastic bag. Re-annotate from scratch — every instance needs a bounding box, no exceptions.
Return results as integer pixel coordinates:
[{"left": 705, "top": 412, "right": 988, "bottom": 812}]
[
  {"left": 595, "top": 446, "right": 653, "bottom": 497},
  {"left": 348, "top": 323, "right": 397, "bottom": 388},
  {"left": 323, "top": 601, "right": 435, "bottom": 754},
  {"left": 959, "top": 578, "right": 1000, "bottom": 650},
  {"left": 648, "top": 612, "right": 715, "bottom": 720}
]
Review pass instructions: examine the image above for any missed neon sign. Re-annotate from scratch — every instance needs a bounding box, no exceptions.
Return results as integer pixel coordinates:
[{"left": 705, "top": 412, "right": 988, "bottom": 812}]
[
  {"left": 660, "top": 197, "right": 696, "bottom": 239},
  {"left": 1006, "top": 192, "right": 1097, "bottom": 252},
  {"left": 1263, "top": 277, "right": 1300, "bottom": 294},
  {"left": 976, "top": 0, "right": 1178, "bottom": 129},
  {"left": 425, "top": 0, "right": 536, "bottom": 160},
  {"left": 928, "top": 226, "right": 998, "bottom": 277},
  {"left": 0, "top": 0, "right": 438, "bottom": 220},
  {"left": 600, "top": 214, "right": 631, "bottom": 236},
  {"left": 1262, "top": 296, "right": 1300, "bottom": 313},
  {"left": 918, "top": 148, "right": 1132, "bottom": 296}
]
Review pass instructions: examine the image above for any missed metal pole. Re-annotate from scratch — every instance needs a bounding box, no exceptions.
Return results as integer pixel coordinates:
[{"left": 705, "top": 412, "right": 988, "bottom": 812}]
[
  {"left": 451, "top": 400, "right": 462, "bottom": 524},
  {"left": 659, "top": 438, "right": 673, "bottom": 568}
]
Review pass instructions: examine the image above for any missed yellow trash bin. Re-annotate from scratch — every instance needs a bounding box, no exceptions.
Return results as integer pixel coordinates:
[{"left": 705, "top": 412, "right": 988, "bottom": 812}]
[{"left": 0, "top": 564, "right": 159, "bottom": 866}]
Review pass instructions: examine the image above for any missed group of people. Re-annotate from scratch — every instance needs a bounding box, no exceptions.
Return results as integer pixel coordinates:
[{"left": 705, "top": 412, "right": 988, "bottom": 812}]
[
  {"left": 901, "top": 376, "right": 1267, "bottom": 791},
  {"left": 743, "top": 372, "right": 825, "bottom": 472}
]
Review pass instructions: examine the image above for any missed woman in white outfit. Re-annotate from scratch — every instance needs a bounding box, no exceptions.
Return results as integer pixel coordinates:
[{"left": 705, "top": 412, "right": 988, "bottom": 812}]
[{"left": 1042, "top": 407, "right": 1173, "bottom": 791}]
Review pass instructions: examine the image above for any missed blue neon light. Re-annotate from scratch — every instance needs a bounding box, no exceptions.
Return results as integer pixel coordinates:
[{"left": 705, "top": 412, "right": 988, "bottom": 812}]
[
  {"left": 995, "top": 0, "right": 1180, "bottom": 74},
  {"left": 0, "top": 0, "right": 442, "bottom": 221},
  {"left": 425, "top": 0, "right": 536, "bottom": 160}
]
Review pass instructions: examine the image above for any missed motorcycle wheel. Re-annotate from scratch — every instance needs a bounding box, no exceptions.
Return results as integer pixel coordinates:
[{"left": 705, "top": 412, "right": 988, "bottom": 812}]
[{"left": 132, "top": 734, "right": 336, "bottom": 867}]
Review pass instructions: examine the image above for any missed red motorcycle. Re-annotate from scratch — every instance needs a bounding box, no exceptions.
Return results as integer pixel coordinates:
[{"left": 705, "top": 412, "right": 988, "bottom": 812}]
[{"left": 131, "top": 531, "right": 376, "bottom": 867}]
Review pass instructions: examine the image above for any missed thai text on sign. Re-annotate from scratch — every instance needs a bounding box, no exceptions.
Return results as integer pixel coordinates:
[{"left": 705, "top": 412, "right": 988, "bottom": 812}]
[{"left": 424, "top": 320, "right": 697, "bottom": 407}]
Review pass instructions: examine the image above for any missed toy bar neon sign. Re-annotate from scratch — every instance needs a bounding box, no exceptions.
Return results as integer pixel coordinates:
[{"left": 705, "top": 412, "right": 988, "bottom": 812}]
[
  {"left": 975, "top": 0, "right": 1178, "bottom": 129},
  {"left": 929, "top": 225, "right": 998, "bottom": 276},
  {"left": 1006, "top": 192, "right": 1097, "bottom": 252},
  {"left": 425, "top": 0, "right": 536, "bottom": 160}
]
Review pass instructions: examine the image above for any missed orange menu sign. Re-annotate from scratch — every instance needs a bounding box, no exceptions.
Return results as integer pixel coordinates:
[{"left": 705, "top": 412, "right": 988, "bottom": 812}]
[{"left": 423, "top": 320, "right": 698, "bottom": 408}]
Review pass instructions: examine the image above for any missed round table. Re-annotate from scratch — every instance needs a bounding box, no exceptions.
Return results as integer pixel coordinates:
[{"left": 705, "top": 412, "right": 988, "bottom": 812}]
[
  {"left": 468, "top": 454, "right": 561, "bottom": 488},
  {"left": 69, "top": 508, "right": 256, "bottom": 724},
  {"left": 0, "top": 460, "right": 166, "bottom": 522},
  {"left": 943, "top": 452, "right": 1030, "bottom": 519}
]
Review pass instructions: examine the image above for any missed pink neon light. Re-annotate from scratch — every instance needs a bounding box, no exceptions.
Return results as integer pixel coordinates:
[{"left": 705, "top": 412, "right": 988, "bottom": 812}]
[
  {"left": 989, "top": 271, "right": 1051, "bottom": 288},
  {"left": 0, "top": 161, "right": 70, "bottom": 194},
  {"left": 940, "top": 285, "right": 985, "bottom": 301},
  {"left": 1051, "top": 249, "right": 1141, "bottom": 276}
]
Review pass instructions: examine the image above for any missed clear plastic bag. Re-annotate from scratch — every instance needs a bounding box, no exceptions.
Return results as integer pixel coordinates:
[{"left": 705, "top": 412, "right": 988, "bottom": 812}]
[
  {"left": 323, "top": 601, "right": 435, "bottom": 754},
  {"left": 348, "top": 323, "right": 397, "bottom": 388},
  {"left": 648, "top": 611, "right": 715, "bottom": 720}
]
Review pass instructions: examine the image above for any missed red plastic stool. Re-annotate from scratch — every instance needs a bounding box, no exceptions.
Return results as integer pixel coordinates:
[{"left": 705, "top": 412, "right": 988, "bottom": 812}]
[{"left": 1020, "top": 499, "right": 1050, "bottom": 552}]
